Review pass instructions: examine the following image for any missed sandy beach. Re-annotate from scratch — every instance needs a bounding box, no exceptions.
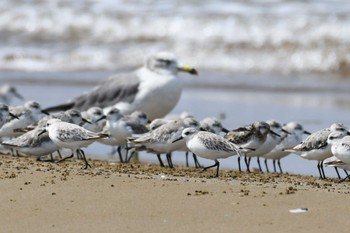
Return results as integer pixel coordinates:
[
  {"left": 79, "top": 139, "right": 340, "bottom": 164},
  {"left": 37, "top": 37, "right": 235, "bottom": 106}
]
[{"left": 1, "top": 154, "right": 350, "bottom": 233}]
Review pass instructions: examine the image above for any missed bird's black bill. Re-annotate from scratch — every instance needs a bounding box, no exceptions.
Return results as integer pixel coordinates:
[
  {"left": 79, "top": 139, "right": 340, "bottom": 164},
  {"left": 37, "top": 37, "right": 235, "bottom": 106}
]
[
  {"left": 9, "top": 112, "right": 19, "bottom": 119},
  {"left": 95, "top": 115, "right": 106, "bottom": 122},
  {"left": 38, "top": 129, "right": 47, "bottom": 136},
  {"left": 172, "top": 136, "right": 183, "bottom": 143},
  {"left": 270, "top": 130, "right": 281, "bottom": 137},
  {"left": 41, "top": 110, "right": 50, "bottom": 115},
  {"left": 282, "top": 129, "right": 291, "bottom": 134},
  {"left": 222, "top": 127, "right": 229, "bottom": 133},
  {"left": 82, "top": 118, "right": 93, "bottom": 124},
  {"left": 304, "top": 130, "right": 311, "bottom": 135}
]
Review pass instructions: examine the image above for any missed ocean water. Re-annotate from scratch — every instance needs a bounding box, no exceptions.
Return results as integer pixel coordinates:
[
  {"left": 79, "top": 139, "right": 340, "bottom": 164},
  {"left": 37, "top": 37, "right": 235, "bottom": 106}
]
[
  {"left": 0, "top": 0, "right": 350, "bottom": 75},
  {"left": 1, "top": 0, "right": 350, "bottom": 177}
]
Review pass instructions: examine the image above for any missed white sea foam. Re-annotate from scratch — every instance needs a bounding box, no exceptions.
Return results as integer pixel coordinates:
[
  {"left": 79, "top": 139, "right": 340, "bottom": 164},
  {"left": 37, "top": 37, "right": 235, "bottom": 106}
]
[{"left": 1, "top": 0, "right": 350, "bottom": 75}]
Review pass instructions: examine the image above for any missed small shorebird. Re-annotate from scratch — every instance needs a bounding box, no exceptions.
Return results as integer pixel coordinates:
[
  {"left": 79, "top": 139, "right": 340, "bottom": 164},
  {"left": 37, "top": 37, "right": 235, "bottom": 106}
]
[
  {"left": 0, "top": 104, "right": 19, "bottom": 128},
  {"left": 0, "top": 84, "right": 24, "bottom": 105},
  {"left": 39, "top": 119, "right": 108, "bottom": 169},
  {"left": 224, "top": 121, "right": 277, "bottom": 172},
  {"left": 44, "top": 52, "right": 198, "bottom": 120},
  {"left": 1, "top": 109, "right": 91, "bottom": 160},
  {"left": 326, "top": 131, "right": 350, "bottom": 181},
  {"left": 285, "top": 123, "right": 349, "bottom": 179},
  {"left": 129, "top": 117, "right": 199, "bottom": 168},
  {"left": 262, "top": 121, "right": 310, "bottom": 173},
  {"left": 173, "top": 128, "right": 242, "bottom": 177},
  {"left": 0, "top": 101, "right": 49, "bottom": 137}
]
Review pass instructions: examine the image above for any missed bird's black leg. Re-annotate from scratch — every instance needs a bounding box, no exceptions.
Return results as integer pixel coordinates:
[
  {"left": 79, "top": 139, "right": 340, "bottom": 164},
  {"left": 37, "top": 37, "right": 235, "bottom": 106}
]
[
  {"left": 78, "top": 149, "right": 91, "bottom": 169},
  {"left": 264, "top": 158, "right": 270, "bottom": 173},
  {"left": 257, "top": 157, "right": 262, "bottom": 172},
  {"left": 244, "top": 156, "right": 250, "bottom": 172},
  {"left": 273, "top": 160, "right": 277, "bottom": 173},
  {"left": 157, "top": 154, "right": 165, "bottom": 167},
  {"left": 277, "top": 160, "right": 283, "bottom": 174},
  {"left": 237, "top": 156, "right": 242, "bottom": 172},
  {"left": 166, "top": 153, "right": 173, "bottom": 168},
  {"left": 334, "top": 167, "right": 341, "bottom": 179},
  {"left": 57, "top": 150, "right": 63, "bottom": 159},
  {"left": 185, "top": 151, "right": 189, "bottom": 167},
  {"left": 56, "top": 152, "right": 74, "bottom": 163},
  {"left": 117, "top": 146, "right": 124, "bottom": 163},
  {"left": 126, "top": 150, "right": 135, "bottom": 163},
  {"left": 202, "top": 160, "right": 220, "bottom": 178},
  {"left": 193, "top": 153, "right": 202, "bottom": 168}
]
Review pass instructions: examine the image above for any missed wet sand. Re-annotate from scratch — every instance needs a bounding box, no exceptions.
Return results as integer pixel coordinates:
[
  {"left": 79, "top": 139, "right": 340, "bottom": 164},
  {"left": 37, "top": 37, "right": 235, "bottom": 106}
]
[{"left": 1, "top": 154, "right": 350, "bottom": 233}]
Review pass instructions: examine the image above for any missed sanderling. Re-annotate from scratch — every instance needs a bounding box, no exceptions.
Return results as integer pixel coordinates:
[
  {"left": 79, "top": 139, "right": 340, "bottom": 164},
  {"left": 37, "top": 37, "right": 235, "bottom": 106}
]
[
  {"left": 0, "top": 104, "right": 19, "bottom": 128},
  {"left": 1, "top": 109, "right": 92, "bottom": 160},
  {"left": 183, "top": 117, "right": 229, "bottom": 168},
  {"left": 44, "top": 52, "right": 198, "bottom": 120},
  {"left": 1, "top": 127, "right": 60, "bottom": 160},
  {"left": 173, "top": 128, "right": 242, "bottom": 177},
  {"left": 262, "top": 121, "right": 310, "bottom": 173},
  {"left": 323, "top": 156, "right": 350, "bottom": 182},
  {"left": 40, "top": 119, "right": 108, "bottom": 169},
  {"left": 285, "top": 123, "right": 349, "bottom": 179},
  {"left": 200, "top": 117, "right": 229, "bottom": 134},
  {"left": 257, "top": 120, "right": 287, "bottom": 173},
  {"left": 224, "top": 121, "right": 275, "bottom": 172},
  {"left": 102, "top": 108, "right": 149, "bottom": 162},
  {"left": 81, "top": 107, "right": 106, "bottom": 132},
  {"left": 0, "top": 101, "right": 49, "bottom": 138},
  {"left": 0, "top": 85, "right": 24, "bottom": 105},
  {"left": 129, "top": 117, "right": 199, "bottom": 168}
]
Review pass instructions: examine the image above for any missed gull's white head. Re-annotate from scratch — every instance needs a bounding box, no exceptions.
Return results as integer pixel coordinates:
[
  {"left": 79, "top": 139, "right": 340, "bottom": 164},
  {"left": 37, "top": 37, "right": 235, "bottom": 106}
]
[{"left": 146, "top": 52, "right": 198, "bottom": 76}]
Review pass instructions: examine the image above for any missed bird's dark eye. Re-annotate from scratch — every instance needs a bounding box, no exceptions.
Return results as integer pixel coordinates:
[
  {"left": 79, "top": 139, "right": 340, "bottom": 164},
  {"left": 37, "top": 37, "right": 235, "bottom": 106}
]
[{"left": 158, "top": 59, "right": 172, "bottom": 65}]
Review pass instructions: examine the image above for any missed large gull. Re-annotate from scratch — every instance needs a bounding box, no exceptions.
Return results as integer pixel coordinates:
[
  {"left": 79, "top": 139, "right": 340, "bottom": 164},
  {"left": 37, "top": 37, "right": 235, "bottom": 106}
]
[{"left": 44, "top": 52, "right": 198, "bottom": 120}]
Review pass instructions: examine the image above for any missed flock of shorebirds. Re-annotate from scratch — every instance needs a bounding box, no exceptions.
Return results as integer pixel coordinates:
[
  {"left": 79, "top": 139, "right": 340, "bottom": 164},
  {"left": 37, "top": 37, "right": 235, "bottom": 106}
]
[{"left": 1, "top": 52, "right": 350, "bottom": 182}]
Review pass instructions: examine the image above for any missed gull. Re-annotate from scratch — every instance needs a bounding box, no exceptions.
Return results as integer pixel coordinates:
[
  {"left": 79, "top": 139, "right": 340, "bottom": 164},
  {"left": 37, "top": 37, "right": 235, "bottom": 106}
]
[
  {"left": 262, "top": 121, "right": 310, "bottom": 173},
  {"left": 285, "top": 123, "right": 349, "bottom": 179},
  {"left": 173, "top": 128, "right": 242, "bottom": 178},
  {"left": 44, "top": 52, "right": 198, "bottom": 120},
  {"left": 0, "top": 84, "right": 24, "bottom": 105},
  {"left": 0, "top": 104, "right": 19, "bottom": 128},
  {"left": 39, "top": 119, "right": 108, "bottom": 169},
  {"left": 0, "top": 101, "right": 49, "bottom": 138}
]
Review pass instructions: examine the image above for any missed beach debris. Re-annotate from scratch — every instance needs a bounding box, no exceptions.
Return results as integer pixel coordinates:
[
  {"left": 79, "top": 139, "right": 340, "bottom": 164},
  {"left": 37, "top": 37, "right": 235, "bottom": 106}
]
[{"left": 289, "top": 208, "right": 308, "bottom": 213}]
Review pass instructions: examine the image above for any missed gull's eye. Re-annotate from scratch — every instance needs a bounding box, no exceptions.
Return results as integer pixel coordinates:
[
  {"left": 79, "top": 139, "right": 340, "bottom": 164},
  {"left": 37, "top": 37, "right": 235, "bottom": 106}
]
[{"left": 158, "top": 59, "right": 172, "bottom": 66}]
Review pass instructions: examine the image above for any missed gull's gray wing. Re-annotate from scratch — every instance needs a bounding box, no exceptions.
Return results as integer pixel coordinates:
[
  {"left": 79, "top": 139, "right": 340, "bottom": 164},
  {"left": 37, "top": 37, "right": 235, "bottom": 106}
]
[{"left": 44, "top": 72, "right": 140, "bottom": 112}]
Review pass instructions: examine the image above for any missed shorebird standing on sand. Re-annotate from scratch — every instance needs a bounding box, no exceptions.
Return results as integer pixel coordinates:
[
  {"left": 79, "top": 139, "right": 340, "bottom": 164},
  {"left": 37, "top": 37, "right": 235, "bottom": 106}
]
[
  {"left": 39, "top": 119, "right": 108, "bottom": 169},
  {"left": 173, "top": 128, "right": 242, "bottom": 178}
]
